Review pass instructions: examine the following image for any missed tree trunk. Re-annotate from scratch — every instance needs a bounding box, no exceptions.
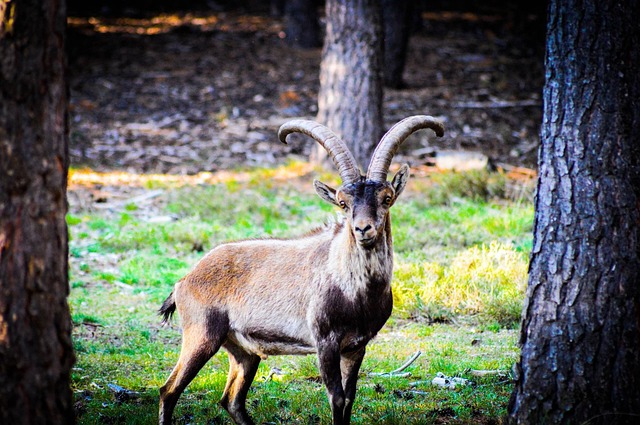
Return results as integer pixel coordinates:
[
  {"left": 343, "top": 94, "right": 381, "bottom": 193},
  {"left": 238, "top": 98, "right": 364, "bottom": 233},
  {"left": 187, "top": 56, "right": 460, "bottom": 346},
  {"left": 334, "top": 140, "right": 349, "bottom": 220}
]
[
  {"left": 0, "top": 0, "right": 75, "bottom": 424},
  {"left": 382, "top": 0, "right": 412, "bottom": 89},
  {"left": 284, "top": 0, "right": 321, "bottom": 49},
  {"left": 509, "top": 1, "right": 640, "bottom": 424},
  {"left": 316, "top": 0, "right": 383, "bottom": 172}
]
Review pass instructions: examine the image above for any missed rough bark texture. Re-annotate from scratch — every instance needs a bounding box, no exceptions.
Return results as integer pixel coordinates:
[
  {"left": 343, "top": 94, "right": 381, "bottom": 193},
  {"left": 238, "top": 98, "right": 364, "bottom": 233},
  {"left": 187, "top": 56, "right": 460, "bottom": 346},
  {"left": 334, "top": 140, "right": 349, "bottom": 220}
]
[
  {"left": 284, "top": 0, "right": 321, "bottom": 49},
  {"left": 509, "top": 1, "right": 640, "bottom": 424},
  {"left": 316, "top": 0, "right": 383, "bottom": 172},
  {"left": 0, "top": 0, "right": 75, "bottom": 423},
  {"left": 381, "top": 0, "right": 412, "bottom": 89}
]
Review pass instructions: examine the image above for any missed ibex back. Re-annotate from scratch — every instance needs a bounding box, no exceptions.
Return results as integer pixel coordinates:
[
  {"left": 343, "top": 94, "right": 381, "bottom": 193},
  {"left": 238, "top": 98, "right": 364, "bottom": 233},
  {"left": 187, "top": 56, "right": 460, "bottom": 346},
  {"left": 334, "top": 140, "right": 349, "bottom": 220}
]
[{"left": 158, "top": 115, "right": 445, "bottom": 425}]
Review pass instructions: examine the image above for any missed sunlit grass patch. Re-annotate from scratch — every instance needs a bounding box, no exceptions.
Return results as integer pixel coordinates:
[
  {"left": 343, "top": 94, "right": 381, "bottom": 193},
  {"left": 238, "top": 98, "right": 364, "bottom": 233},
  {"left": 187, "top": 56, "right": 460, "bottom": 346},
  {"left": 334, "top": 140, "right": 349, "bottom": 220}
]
[
  {"left": 393, "top": 242, "right": 528, "bottom": 326},
  {"left": 68, "top": 161, "right": 318, "bottom": 190}
]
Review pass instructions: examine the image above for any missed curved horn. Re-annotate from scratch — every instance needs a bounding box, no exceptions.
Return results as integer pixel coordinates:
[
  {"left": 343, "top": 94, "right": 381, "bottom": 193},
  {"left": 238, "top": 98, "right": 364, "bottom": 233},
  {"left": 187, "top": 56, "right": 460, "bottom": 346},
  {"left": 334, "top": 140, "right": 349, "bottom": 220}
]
[
  {"left": 366, "top": 115, "right": 445, "bottom": 182},
  {"left": 278, "top": 119, "right": 361, "bottom": 185}
]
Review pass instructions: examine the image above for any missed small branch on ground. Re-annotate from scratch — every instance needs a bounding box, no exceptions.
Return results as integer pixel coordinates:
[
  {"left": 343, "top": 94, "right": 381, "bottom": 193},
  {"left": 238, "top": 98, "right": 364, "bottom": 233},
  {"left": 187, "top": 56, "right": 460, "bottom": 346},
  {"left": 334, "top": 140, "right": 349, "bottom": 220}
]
[{"left": 368, "top": 351, "right": 422, "bottom": 377}]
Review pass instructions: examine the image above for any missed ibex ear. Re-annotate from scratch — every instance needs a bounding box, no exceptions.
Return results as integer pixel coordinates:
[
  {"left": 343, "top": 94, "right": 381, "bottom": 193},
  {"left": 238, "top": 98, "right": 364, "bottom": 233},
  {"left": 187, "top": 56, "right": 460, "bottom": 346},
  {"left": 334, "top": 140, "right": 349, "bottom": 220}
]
[
  {"left": 313, "top": 180, "right": 338, "bottom": 206},
  {"left": 391, "top": 164, "right": 410, "bottom": 202}
]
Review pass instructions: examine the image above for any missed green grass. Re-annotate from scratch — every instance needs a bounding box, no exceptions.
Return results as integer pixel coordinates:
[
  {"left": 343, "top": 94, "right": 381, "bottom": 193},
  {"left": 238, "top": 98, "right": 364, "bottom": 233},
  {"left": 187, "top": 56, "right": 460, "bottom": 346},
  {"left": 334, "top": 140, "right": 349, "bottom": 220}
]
[
  {"left": 393, "top": 242, "right": 527, "bottom": 326},
  {"left": 68, "top": 165, "right": 533, "bottom": 424}
]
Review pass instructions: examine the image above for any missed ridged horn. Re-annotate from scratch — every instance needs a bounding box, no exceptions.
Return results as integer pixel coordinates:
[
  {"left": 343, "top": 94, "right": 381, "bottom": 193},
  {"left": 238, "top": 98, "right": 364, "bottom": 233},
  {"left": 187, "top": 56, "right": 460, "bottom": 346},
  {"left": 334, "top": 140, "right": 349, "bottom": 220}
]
[
  {"left": 366, "top": 115, "right": 445, "bottom": 182},
  {"left": 278, "top": 119, "right": 361, "bottom": 185}
]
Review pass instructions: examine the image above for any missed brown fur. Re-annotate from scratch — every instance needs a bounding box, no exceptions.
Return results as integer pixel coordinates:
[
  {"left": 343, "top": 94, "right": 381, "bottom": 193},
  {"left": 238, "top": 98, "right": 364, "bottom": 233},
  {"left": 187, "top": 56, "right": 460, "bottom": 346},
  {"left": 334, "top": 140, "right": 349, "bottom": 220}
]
[{"left": 158, "top": 166, "right": 410, "bottom": 425}]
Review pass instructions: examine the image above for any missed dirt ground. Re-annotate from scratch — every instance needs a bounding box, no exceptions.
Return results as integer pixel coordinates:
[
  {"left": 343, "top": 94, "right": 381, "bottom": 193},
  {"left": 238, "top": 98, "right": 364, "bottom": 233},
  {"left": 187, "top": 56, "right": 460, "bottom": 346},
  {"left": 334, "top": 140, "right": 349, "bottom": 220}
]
[{"left": 67, "top": 6, "right": 545, "bottom": 175}]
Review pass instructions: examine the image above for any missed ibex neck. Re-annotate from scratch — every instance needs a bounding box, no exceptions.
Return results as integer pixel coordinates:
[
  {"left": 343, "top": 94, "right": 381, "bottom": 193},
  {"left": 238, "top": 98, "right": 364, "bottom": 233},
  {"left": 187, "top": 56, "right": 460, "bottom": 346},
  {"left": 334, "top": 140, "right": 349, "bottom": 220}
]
[{"left": 328, "top": 216, "right": 394, "bottom": 299}]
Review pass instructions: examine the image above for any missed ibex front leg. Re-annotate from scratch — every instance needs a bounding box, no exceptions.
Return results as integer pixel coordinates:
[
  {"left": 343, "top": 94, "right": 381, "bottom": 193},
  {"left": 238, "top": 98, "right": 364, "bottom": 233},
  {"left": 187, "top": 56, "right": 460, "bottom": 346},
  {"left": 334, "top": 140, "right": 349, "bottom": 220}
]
[
  {"left": 340, "top": 347, "right": 365, "bottom": 424},
  {"left": 318, "top": 340, "right": 348, "bottom": 425}
]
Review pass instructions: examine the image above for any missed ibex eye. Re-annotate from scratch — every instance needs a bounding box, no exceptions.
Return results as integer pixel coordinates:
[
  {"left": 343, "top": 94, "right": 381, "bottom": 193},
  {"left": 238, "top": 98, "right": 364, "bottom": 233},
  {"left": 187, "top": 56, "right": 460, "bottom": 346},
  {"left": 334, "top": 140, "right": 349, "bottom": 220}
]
[
  {"left": 383, "top": 196, "right": 392, "bottom": 205},
  {"left": 339, "top": 200, "right": 347, "bottom": 209}
]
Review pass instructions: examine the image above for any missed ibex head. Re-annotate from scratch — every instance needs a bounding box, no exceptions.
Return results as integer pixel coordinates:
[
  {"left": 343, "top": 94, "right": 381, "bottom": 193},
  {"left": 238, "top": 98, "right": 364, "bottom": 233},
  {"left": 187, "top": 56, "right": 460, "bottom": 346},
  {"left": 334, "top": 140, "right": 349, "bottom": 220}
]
[{"left": 279, "top": 115, "right": 444, "bottom": 248}]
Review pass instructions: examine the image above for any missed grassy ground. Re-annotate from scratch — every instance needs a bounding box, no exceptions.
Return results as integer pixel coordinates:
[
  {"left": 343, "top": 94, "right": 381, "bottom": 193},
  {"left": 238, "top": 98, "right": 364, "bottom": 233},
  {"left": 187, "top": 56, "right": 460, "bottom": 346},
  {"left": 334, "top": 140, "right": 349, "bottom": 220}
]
[{"left": 68, "top": 163, "right": 534, "bottom": 424}]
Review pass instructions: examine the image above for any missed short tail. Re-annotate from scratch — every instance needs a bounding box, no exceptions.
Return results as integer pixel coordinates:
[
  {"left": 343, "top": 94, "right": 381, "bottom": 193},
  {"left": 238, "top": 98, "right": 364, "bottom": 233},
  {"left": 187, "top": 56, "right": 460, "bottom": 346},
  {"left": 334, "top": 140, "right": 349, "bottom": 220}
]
[{"left": 159, "top": 291, "right": 176, "bottom": 324}]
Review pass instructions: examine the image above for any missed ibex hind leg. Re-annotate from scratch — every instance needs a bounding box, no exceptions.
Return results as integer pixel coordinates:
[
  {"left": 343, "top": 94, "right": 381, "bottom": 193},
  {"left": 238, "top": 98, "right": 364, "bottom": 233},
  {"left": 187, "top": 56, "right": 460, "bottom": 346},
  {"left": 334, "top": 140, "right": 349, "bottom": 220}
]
[
  {"left": 219, "top": 341, "right": 261, "bottom": 425},
  {"left": 159, "top": 322, "right": 227, "bottom": 425}
]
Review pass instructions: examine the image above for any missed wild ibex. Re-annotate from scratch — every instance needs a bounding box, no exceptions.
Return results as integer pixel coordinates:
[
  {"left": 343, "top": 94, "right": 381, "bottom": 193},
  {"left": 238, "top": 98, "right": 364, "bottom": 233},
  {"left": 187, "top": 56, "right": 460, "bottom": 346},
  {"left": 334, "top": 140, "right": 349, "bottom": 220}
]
[{"left": 158, "top": 115, "right": 445, "bottom": 425}]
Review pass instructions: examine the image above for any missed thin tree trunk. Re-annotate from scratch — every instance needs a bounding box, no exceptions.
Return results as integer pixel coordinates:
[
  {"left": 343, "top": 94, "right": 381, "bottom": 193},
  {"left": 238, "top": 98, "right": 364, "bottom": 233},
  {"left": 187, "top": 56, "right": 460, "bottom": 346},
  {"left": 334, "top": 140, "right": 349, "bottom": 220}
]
[
  {"left": 382, "top": 0, "right": 412, "bottom": 89},
  {"left": 284, "top": 0, "right": 321, "bottom": 48},
  {"left": 509, "top": 1, "right": 640, "bottom": 424},
  {"left": 316, "top": 0, "right": 383, "bottom": 172},
  {"left": 0, "top": 0, "right": 75, "bottom": 423}
]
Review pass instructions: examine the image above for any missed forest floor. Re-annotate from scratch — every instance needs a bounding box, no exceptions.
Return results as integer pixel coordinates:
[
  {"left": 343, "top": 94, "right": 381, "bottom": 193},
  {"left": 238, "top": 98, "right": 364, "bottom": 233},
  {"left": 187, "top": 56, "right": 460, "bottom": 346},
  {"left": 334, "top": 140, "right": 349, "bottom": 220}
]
[
  {"left": 67, "top": 164, "right": 530, "bottom": 425},
  {"left": 65, "top": 5, "right": 541, "bottom": 424},
  {"left": 67, "top": 5, "right": 545, "bottom": 175}
]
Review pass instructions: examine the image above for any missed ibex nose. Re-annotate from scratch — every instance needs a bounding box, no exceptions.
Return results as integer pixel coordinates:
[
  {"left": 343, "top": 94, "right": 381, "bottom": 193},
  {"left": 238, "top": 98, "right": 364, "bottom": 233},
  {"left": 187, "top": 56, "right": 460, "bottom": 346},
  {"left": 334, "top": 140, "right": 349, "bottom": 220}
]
[
  {"left": 354, "top": 222, "right": 376, "bottom": 246},
  {"left": 356, "top": 224, "right": 371, "bottom": 236}
]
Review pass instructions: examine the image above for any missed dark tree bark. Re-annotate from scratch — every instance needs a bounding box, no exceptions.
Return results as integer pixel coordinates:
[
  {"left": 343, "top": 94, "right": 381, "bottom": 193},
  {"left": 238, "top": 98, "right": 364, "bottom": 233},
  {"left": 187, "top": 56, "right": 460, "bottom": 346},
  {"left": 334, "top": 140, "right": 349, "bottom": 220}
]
[
  {"left": 316, "top": 0, "right": 383, "bottom": 171},
  {"left": 284, "top": 0, "right": 321, "bottom": 49},
  {"left": 0, "top": 0, "right": 75, "bottom": 423},
  {"left": 509, "top": 1, "right": 640, "bottom": 424},
  {"left": 381, "top": 0, "right": 412, "bottom": 89},
  {"left": 271, "top": 0, "right": 286, "bottom": 16}
]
